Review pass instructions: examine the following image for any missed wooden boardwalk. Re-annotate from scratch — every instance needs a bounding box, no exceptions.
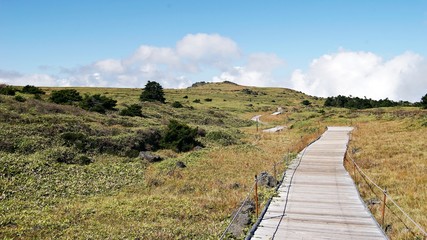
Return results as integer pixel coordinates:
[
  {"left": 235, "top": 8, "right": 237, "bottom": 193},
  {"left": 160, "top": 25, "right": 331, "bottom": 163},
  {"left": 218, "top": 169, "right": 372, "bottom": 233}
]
[{"left": 250, "top": 127, "right": 387, "bottom": 239}]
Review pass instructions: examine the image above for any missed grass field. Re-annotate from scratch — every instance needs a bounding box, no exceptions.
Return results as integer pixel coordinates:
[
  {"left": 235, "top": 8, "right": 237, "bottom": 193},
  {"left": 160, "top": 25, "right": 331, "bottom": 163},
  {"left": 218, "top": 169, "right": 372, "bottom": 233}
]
[{"left": 1, "top": 82, "right": 425, "bottom": 239}]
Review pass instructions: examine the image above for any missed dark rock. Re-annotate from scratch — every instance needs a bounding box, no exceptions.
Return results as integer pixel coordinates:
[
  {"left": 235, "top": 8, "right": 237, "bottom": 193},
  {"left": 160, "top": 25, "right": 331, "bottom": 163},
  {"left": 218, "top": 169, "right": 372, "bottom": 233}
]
[
  {"left": 228, "top": 200, "right": 255, "bottom": 238},
  {"left": 139, "top": 151, "right": 162, "bottom": 162},
  {"left": 366, "top": 198, "right": 381, "bottom": 206},
  {"left": 176, "top": 161, "right": 186, "bottom": 168},
  {"left": 257, "top": 171, "right": 277, "bottom": 188},
  {"left": 193, "top": 146, "right": 203, "bottom": 151}
]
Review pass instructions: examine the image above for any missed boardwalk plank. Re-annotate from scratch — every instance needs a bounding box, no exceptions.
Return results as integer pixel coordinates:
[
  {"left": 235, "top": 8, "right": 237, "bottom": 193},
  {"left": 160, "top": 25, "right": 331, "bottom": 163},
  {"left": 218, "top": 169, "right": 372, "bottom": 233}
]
[{"left": 250, "top": 126, "right": 387, "bottom": 239}]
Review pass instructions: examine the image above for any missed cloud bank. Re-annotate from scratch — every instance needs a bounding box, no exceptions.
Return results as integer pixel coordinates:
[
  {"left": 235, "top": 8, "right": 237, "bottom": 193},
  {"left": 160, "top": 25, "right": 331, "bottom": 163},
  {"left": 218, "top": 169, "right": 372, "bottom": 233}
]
[
  {"left": 290, "top": 51, "right": 427, "bottom": 102},
  {"left": 1, "top": 34, "right": 426, "bottom": 102}
]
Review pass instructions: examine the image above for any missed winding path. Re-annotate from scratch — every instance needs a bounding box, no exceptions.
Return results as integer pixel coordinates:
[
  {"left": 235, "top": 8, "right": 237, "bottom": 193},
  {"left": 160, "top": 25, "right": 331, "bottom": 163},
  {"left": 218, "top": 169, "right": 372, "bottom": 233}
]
[{"left": 249, "top": 126, "right": 387, "bottom": 239}]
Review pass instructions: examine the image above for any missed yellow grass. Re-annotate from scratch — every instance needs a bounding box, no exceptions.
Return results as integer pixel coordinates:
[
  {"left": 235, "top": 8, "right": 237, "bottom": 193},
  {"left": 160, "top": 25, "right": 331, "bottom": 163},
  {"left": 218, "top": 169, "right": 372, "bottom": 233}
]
[{"left": 347, "top": 115, "right": 427, "bottom": 239}]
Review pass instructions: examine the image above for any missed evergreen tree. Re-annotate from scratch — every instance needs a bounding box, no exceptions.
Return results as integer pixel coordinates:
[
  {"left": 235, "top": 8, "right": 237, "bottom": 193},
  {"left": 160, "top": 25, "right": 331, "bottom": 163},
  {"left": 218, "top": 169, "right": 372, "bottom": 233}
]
[{"left": 140, "top": 81, "right": 165, "bottom": 103}]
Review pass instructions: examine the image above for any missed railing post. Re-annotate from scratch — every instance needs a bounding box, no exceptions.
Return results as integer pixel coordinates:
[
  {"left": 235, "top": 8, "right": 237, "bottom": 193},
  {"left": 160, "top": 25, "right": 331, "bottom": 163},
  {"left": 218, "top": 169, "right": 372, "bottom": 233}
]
[
  {"left": 353, "top": 161, "right": 357, "bottom": 183},
  {"left": 254, "top": 175, "right": 259, "bottom": 218},
  {"left": 381, "top": 188, "right": 387, "bottom": 228},
  {"left": 256, "top": 119, "right": 259, "bottom": 132},
  {"left": 273, "top": 163, "right": 277, "bottom": 187}
]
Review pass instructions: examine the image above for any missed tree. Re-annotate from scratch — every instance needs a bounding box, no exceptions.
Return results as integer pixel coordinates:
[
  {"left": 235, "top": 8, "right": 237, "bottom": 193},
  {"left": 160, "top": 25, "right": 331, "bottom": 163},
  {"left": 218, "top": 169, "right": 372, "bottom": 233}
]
[
  {"left": 421, "top": 93, "right": 427, "bottom": 109},
  {"left": 140, "top": 81, "right": 165, "bottom": 103},
  {"left": 50, "top": 89, "right": 82, "bottom": 104},
  {"left": 79, "top": 94, "right": 117, "bottom": 113}
]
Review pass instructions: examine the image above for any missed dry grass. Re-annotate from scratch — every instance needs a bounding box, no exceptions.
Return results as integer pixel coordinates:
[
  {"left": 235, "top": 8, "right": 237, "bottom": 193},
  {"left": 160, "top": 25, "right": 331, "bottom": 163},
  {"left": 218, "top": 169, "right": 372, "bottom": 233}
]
[
  {"left": 2, "top": 84, "right": 425, "bottom": 239},
  {"left": 347, "top": 114, "right": 427, "bottom": 239}
]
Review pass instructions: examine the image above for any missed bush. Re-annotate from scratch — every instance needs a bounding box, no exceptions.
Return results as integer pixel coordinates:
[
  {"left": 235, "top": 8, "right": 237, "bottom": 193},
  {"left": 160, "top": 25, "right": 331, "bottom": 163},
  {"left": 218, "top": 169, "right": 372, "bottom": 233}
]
[
  {"left": 206, "top": 131, "right": 237, "bottom": 146},
  {"left": 48, "top": 147, "right": 92, "bottom": 165},
  {"left": 204, "top": 98, "right": 212, "bottom": 102},
  {"left": 80, "top": 94, "right": 117, "bottom": 113},
  {"left": 193, "top": 99, "right": 201, "bottom": 103},
  {"left": 120, "top": 104, "right": 143, "bottom": 117},
  {"left": 0, "top": 85, "right": 17, "bottom": 96},
  {"left": 183, "top": 95, "right": 188, "bottom": 99},
  {"left": 171, "top": 101, "right": 183, "bottom": 108},
  {"left": 324, "top": 95, "right": 404, "bottom": 109},
  {"left": 301, "top": 100, "right": 311, "bottom": 106},
  {"left": 60, "top": 132, "right": 89, "bottom": 151},
  {"left": 421, "top": 93, "right": 427, "bottom": 109},
  {"left": 22, "top": 85, "right": 45, "bottom": 95},
  {"left": 14, "top": 95, "right": 26, "bottom": 102},
  {"left": 140, "top": 81, "right": 165, "bottom": 103},
  {"left": 50, "top": 89, "right": 82, "bottom": 104},
  {"left": 161, "top": 120, "right": 200, "bottom": 152},
  {"left": 134, "top": 128, "right": 162, "bottom": 151}
]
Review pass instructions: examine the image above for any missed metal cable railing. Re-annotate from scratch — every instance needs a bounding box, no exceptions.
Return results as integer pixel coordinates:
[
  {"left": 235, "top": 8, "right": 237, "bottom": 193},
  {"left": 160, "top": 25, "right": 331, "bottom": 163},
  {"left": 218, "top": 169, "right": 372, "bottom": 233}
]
[
  {"left": 346, "top": 151, "right": 427, "bottom": 238},
  {"left": 220, "top": 152, "right": 292, "bottom": 239}
]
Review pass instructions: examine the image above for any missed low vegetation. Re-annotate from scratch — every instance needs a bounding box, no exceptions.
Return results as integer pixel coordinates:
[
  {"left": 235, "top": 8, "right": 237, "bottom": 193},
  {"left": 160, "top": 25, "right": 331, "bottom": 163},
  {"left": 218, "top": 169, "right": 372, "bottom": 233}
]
[
  {"left": 79, "top": 94, "right": 117, "bottom": 113},
  {"left": 49, "top": 89, "right": 82, "bottom": 104},
  {"left": 0, "top": 81, "right": 425, "bottom": 239},
  {"left": 324, "top": 95, "right": 412, "bottom": 109}
]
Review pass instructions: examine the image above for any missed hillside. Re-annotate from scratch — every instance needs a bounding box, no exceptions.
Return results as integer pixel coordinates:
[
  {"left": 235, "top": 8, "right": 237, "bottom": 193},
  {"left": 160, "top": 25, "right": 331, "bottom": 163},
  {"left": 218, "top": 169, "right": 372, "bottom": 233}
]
[{"left": 1, "top": 82, "right": 426, "bottom": 239}]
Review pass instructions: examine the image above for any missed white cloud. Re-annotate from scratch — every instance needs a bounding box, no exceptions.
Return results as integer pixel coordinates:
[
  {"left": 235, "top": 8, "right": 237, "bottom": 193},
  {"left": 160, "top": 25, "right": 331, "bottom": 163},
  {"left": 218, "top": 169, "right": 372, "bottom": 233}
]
[
  {"left": 94, "top": 59, "right": 124, "bottom": 73},
  {"left": 176, "top": 33, "right": 240, "bottom": 67},
  {"left": 213, "top": 53, "right": 285, "bottom": 86},
  {"left": 0, "top": 71, "right": 68, "bottom": 87},
  {"left": 291, "top": 50, "right": 427, "bottom": 101}
]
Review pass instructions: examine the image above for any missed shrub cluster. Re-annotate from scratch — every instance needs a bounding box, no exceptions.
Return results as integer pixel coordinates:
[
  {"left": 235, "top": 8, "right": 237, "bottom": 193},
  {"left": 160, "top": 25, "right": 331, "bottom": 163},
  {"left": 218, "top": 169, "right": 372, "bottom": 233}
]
[
  {"left": 241, "top": 88, "right": 266, "bottom": 96},
  {"left": 324, "top": 95, "right": 411, "bottom": 109},
  {"left": 120, "top": 104, "right": 143, "bottom": 117},
  {"left": 59, "top": 128, "right": 163, "bottom": 157},
  {"left": 301, "top": 100, "right": 311, "bottom": 106},
  {"left": 50, "top": 89, "right": 82, "bottom": 104},
  {"left": 0, "top": 84, "right": 17, "bottom": 96},
  {"left": 206, "top": 130, "right": 237, "bottom": 146},
  {"left": 22, "top": 85, "right": 45, "bottom": 95},
  {"left": 160, "top": 120, "right": 201, "bottom": 152},
  {"left": 79, "top": 94, "right": 117, "bottom": 113},
  {"left": 171, "top": 101, "right": 183, "bottom": 108},
  {"left": 421, "top": 93, "right": 427, "bottom": 109}
]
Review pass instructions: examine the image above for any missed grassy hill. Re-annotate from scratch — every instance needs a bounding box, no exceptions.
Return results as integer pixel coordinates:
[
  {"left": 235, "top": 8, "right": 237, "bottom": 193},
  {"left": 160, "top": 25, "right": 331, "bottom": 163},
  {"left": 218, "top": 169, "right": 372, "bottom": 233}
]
[{"left": 1, "top": 82, "right": 426, "bottom": 239}]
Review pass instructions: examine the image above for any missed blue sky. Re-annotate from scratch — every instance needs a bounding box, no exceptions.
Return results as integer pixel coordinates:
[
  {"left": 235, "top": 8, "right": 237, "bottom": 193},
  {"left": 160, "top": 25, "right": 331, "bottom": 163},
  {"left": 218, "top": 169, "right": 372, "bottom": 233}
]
[{"left": 1, "top": 0, "right": 426, "bottom": 101}]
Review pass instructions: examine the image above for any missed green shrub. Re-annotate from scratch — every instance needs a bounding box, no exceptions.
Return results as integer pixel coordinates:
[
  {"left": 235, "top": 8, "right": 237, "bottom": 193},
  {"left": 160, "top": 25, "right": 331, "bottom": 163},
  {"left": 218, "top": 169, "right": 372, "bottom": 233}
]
[
  {"left": 80, "top": 94, "right": 117, "bottom": 113},
  {"left": 22, "top": 85, "right": 45, "bottom": 95},
  {"left": 172, "top": 101, "right": 183, "bottom": 108},
  {"left": 301, "top": 100, "right": 311, "bottom": 106},
  {"left": 140, "top": 81, "right": 165, "bottom": 103},
  {"left": 421, "top": 93, "right": 427, "bottom": 109},
  {"left": 183, "top": 95, "right": 188, "bottom": 99},
  {"left": 47, "top": 147, "right": 92, "bottom": 165},
  {"left": 14, "top": 95, "right": 26, "bottom": 102},
  {"left": 50, "top": 89, "right": 82, "bottom": 104},
  {"left": 193, "top": 99, "right": 201, "bottom": 103},
  {"left": 0, "top": 85, "right": 17, "bottom": 96},
  {"left": 206, "top": 130, "right": 237, "bottom": 146},
  {"left": 60, "top": 132, "right": 89, "bottom": 151},
  {"left": 131, "top": 128, "right": 162, "bottom": 152},
  {"left": 161, "top": 120, "right": 201, "bottom": 152},
  {"left": 120, "top": 104, "right": 143, "bottom": 117},
  {"left": 204, "top": 98, "right": 212, "bottom": 102}
]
